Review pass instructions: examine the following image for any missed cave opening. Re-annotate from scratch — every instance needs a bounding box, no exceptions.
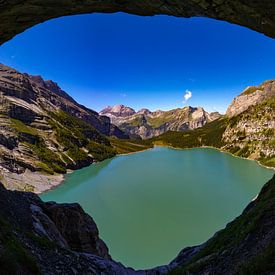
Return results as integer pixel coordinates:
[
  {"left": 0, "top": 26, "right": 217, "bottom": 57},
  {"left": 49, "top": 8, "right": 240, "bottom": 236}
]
[{"left": 0, "top": 8, "right": 274, "bottom": 272}]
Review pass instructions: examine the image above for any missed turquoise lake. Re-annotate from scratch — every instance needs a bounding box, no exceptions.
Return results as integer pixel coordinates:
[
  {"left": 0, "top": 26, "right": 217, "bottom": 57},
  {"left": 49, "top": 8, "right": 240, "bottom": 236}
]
[{"left": 40, "top": 147, "right": 274, "bottom": 269}]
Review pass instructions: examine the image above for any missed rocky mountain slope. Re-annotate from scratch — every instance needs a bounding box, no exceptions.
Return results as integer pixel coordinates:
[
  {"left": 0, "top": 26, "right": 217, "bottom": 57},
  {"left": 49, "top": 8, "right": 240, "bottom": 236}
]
[
  {"left": 149, "top": 79, "right": 275, "bottom": 168},
  {"left": 0, "top": 64, "right": 132, "bottom": 192},
  {"left": 226, "top": 80, "right": 275, "bottom": 117},
  {"left": 223, "top": 80, "right": 275, "bottom": 167},
  {"left": 0, "top": 174, "right": 274, "bottom": 274},
  {"left": 100, "top": 105, "right": 221, "bottom": 139}
]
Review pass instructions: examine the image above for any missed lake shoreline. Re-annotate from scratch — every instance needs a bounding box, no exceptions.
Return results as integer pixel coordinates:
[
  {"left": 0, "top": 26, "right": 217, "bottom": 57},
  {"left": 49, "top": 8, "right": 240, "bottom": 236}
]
[
  {"left": 117, "top": 147, "right": 154, "bottom": 156},
  {"left": 38, "top": 149, "right": 153, "bottom": 194},
  {"left": 38, "top": 144, "right": 274, "bottom": 195},
  {"left": 153, "top": 144, "right": 275, "bottom": 172},
  {"left": 40, "top": 146, "right": 273, "bottom": 269}
]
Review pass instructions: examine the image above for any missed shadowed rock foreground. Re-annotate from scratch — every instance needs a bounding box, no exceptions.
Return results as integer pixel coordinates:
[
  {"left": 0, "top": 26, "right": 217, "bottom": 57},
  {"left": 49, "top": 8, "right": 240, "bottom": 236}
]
[{"left": 0, "top": 175, "right": 274, "bottom": 274}]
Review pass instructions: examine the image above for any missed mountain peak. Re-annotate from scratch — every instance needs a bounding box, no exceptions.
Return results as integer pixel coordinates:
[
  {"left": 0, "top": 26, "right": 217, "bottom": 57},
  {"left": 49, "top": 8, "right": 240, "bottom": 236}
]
[
  {"left": 226, "top": 79, "right": 275, "bottom": 117},
  {"left": 27, "top": 74, "right": 76, "bottom": 103},
  {"left": 137, "top": 108, "right": 151, "bottom": 115},
  {"left": 100, "top": 105, "right": 136, "bottom": 117}
]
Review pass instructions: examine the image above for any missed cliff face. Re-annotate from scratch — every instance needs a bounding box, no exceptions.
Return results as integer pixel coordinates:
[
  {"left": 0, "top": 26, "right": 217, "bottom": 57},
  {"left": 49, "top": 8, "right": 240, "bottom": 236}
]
[
  {"left": 0, "top": 64, "right": 126, "bottom": 137},
  {"left": 0, "top": 64, "right": 128, "bottom": 192},
  {"left": 0, "top": 0, "right": 275, "bottom": 49},
  {"left": 222, "top": 80, "right": 275, "bottom": 167},
  {"left": 102, "top": 105, "right": 136, "bottom": 117},
  {"left": 223, "top": 98, "right": 275, "bottom": 166},
  {"left": 100, "top": 105, "right": 221, "bottom": 139},
  {"left": 226, "top": 80, "right": 275, "bottom": 117}
]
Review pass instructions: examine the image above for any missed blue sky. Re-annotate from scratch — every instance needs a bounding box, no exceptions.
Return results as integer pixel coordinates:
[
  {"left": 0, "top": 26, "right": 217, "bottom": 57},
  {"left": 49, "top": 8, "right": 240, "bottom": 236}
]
[{"left": 0, "top": 13, "right": 274, "bottom": 113}]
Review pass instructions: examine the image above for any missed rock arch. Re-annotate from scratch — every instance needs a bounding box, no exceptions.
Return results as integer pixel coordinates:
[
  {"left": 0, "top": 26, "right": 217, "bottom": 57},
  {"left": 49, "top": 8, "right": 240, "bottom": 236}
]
[{"left": 0, "top": 0, "right": 274, "bottom": 46}]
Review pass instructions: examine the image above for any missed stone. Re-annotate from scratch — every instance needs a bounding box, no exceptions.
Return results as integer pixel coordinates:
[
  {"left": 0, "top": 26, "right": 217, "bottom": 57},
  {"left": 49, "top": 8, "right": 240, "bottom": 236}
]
[
  {"left": 226, "top": 80, "right": 275, "bottom": 117},
  {"left": 44, "top": 202, "right": 111, "bottom": 259},
  {"left": 0, "top": 0, "right": 274, "bottom": 47}
]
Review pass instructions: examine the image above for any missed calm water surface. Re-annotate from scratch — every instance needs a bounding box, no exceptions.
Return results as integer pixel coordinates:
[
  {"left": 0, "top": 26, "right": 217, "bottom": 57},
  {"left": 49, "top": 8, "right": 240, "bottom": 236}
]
[{"left": 41, "top": 147, "right": 274, "bottom": 269}]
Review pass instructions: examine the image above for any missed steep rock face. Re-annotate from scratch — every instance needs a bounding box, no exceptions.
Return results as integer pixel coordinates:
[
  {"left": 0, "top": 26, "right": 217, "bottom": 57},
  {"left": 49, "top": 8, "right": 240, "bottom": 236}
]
[
  {"left": 0, "top": 64, "right": 126, "bottom": 137},
  {"left": 44, "top": 202, "right": 110, "bottom": 258},
  {"left": 101, "top": 105, "right": 221, "bottom": 139},
  {"left": 0, "top": 0, "right": 275, "bottom": 48},
  {"left": 222, "top": 81, "right": 275, "bottom": 167},
  {"left": 101, "top": 105, "right": 136, "bottom": 117},
  {"left": 226, "top": 80, "right": 275, "bottom": 117}
]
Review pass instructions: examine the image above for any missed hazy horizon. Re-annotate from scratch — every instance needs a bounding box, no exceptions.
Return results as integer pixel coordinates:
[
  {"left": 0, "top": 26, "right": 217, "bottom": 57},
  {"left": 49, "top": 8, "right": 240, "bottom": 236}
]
[{"left": 0, "top": 13, "right": 274, "bottom": 114}]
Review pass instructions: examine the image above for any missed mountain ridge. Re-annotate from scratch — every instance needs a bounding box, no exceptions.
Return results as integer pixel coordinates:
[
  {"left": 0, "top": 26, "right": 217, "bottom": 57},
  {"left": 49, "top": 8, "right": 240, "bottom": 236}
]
[
  {"left": 0, "top": 64, "right": 135, "bottom": 192},
  {"left": 100, "top": 104, "right": 222, "bottom": 139},
  {"left": 226, "top": 80, "right": 275, "bottom": 117}
]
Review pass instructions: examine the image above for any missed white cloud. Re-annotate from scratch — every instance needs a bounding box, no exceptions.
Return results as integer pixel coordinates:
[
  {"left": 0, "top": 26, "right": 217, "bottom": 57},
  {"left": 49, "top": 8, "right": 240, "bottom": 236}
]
[
  {"left": 183, "top": 90, "right": 192, "bottom": 103},
  {"left": 119, "top": 93, "right": 127, "bottom": 98}
]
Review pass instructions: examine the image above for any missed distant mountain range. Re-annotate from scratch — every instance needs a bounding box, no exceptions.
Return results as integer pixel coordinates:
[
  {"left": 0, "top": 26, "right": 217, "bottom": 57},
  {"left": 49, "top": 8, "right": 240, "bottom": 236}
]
[
  {"left": 100, "top": 105, "right": 221, "bottom": 139},
  {"left": 100, "top": 79, "right": 275, "bottom": 168}
]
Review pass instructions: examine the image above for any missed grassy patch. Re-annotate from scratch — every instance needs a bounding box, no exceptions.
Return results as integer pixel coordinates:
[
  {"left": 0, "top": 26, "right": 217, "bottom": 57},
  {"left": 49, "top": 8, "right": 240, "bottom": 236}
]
[
  {"left": 110, "top": 138, "right": 153, "bottom": 154},
  {"left": 49, "top": 111, "right": 115, "bottom": 163},
  {"left": 10, "top": 118, "right": 38, "bottom": 136},
  {"left": 50, "top": 111, "right": 110, "bottom": 147},
  {"left": 149, "top": 118, "right": 227, "bottom": 149},
  {"left": 241, "top": 86, "right": 259, "bottom": 95},
  {"left": 235, "top": 145, "right": 250, "bottom": 158},
  {"left": 125, "top": 115, "right": 146, "bottom": 127},
  {"left": 259, "top": 156, "right": 275, "bottom": 168},
  {"left": 29, "top": 139, "right": 66, "bottom": 174},
  {"left": 86, "top": 141, "right": 116, "bottom": 161}
]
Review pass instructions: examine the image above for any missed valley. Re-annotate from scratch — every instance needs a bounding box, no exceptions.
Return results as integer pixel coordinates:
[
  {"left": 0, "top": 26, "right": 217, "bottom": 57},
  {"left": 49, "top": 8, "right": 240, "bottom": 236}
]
[
  {"left": 0, "top": 2, "right": 274, "bottom": 273},
  {"left": 0, "top": 64, "right": 274, "bottom": 192},
  {"left": 0, "top": 62, "right": 274, "bottom": 274}
]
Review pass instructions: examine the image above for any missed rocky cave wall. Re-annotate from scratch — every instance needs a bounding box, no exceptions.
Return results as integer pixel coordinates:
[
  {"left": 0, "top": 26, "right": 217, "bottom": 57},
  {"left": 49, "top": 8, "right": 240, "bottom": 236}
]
[{"left": 0, "top": 0, "right": 275, "bottom": 46}]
